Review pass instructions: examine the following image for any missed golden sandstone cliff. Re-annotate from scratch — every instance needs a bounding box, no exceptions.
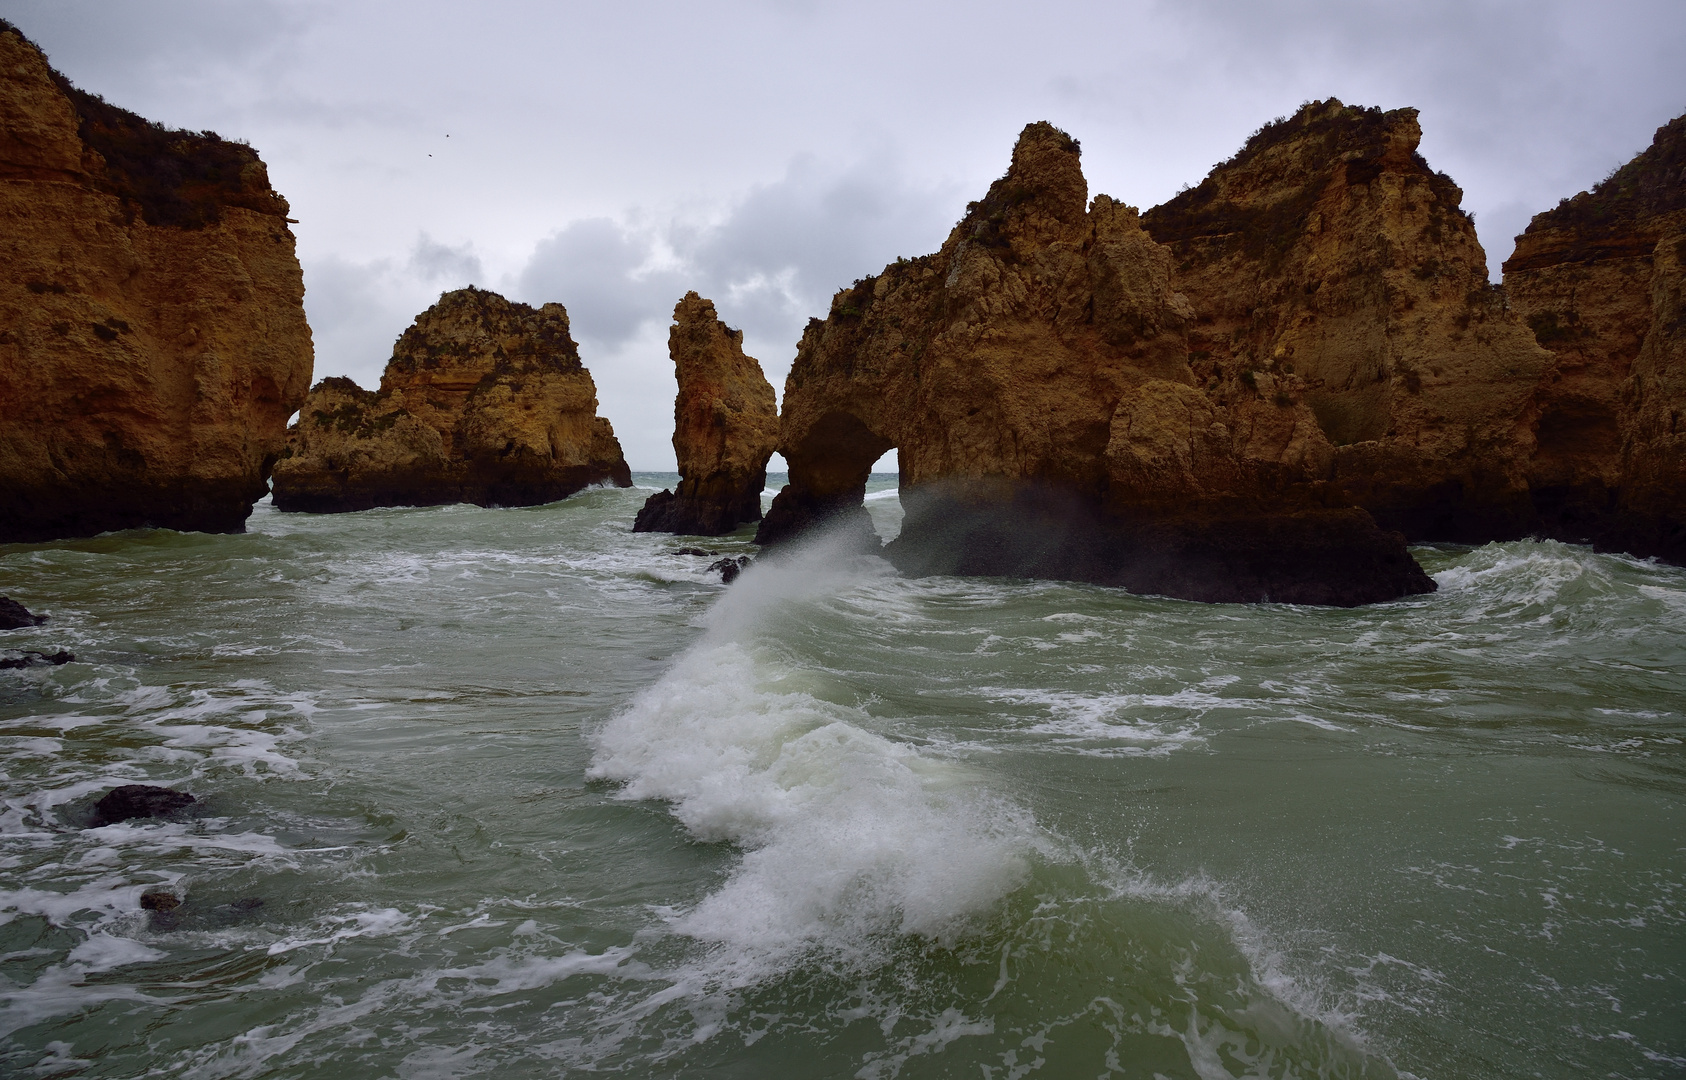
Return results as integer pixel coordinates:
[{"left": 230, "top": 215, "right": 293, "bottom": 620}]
[
  {"left": 759, "top": 110, "right": 1485, "bottom": 604},
  {"left": 1504, "top": 113, "right": 1686, "bottom": 563},
  {"left": 271, "top": 287, "right": 630, "bottom": 512},
  {"left": 1142, "top": 101, "right": 1551, "bottom": 542},
  {"left": 0, "top": 21, "right": 312, "bottom": 541},
  {"left": 634, "top": 292, "right": 779, "bottom": 535},
  {"left": 758, "top": 102, "right": 1686, "bottom": 604}
]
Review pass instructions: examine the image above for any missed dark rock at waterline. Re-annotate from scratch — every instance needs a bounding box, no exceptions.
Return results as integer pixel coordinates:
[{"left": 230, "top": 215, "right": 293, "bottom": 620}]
[
  {"left": 141, "top": 890, "right": 181, "bottom": 931},
  {"left": 673, "top": 547, "right": 715, "bottom": 557},
  {"left": 0, "top": 649, "right": 74, "bottom": 669},
  {"left": 140, "top": 890, "right": 180, "bottom": 912},
  {"left": 0, "top": 596, "right": 46, "bottom": 629},
  {"left": 707, "top": 555, "right": 752, "bottom": 584},
  {"left": 89, "top": 784, "right": 196, "bottom": 827},
  {"left": 887, "top": 485, "right": 1436, "bottom": 607},
  {"left": 142, "top": 892, "right": 264, "bottom": 933}
]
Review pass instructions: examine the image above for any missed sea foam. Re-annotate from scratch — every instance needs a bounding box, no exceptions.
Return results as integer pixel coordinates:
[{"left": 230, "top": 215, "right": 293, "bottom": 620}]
[{"left": 589, "top": 527, "right": 1047, "bottom": 968}]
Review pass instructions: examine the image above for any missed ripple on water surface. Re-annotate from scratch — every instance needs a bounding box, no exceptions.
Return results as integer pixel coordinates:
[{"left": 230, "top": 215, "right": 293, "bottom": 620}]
[{"left": 0, "top": 487, "right": 1682, "bottom": 1078}]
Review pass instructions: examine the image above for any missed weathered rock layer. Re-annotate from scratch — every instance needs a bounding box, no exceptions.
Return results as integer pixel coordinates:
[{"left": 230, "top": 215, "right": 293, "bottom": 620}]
[
  {"left": 1504, "top": 113, "right": 1686, "bottom": 562},
  {"left": 0, "top": 21, "right": 313, "bottom": 541},
  {"left": 272, "top": 288, "right": 630, "bottom": 512},
  {"left": 760, "top": 112, "right": 1463, "bottom": 604},
  {"left": 634, "top": 292, "right": 779, "bottom": 535}
]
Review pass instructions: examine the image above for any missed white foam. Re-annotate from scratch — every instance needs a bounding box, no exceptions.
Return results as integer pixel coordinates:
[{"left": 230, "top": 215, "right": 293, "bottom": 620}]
[
  {"left": 590, "top": 528, "right": 1048, "bottom": 970},
  {"left": 65, "top": 932, "right": 166, "bottom": 972},
  {"left": 975, "top": 685, "right": 1212, "bottom": 756}
]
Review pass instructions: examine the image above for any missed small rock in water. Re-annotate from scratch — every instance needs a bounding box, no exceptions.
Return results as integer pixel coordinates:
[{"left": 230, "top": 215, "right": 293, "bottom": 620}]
[
  {"left": 0, "top": 649, "right": 74, "bottom": 670},
  {"left": 0, "top": 596, "right": 46, "bottom": 629},
  {"left": 140, "top": 890, "right": 182, "bottom": 931},
  {"left": 707, "top": 556, "right": 752, "bottom": 584},
  {"left": 673, "top": 547, "right": 715, "bottom": 557},
  {"left": 230, "top": 897, "right": 264, "bottom": 913},
  {"left": 89, "top": 785, "right": 196, "bottom": 828},
  {"left": 139, "top": 890, "right": 180, "bottom": 912}
]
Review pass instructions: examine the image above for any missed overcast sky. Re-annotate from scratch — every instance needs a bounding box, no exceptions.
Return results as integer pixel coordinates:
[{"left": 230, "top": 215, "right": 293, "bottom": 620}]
[{"left": 5, "top": 0, "right": 1682, "bottom": 469}]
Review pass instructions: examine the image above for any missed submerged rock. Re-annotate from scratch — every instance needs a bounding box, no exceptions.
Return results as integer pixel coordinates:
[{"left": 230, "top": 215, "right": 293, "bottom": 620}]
[
  {"left": 759, "top": 117, "right": 1436, "bottom": 605},
  {"left": 1505, "top": 112, "right": 1686, "bottom": 563},
  {"left": 635, "top": 293, "right": 779, "bottom": 535},
  {"left": 0, "top": 21, "right": 313, "bottom": 542},
  {"left": 272, "top": 288, "right": 632, "bottom": 512},
  {"left": 88, "top": 784, "right": 195, "bottom": 827},
  {"left": 0, "top": 596, "right": 46, "bottom": 629},
  {"left": 706, "top": 555, "right": 751, "bottom": 583},
  {"left": 139, "top": 890, "right": 180, "bottom": 912},
  {"left": 0, "top": 649, "right": 73, "bottom": 669}
]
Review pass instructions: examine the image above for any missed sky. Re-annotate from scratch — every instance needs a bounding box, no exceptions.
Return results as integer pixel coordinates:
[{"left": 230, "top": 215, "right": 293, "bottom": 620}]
[{"left": 4, "top": 0, "right": 1682, "bottom": 469}]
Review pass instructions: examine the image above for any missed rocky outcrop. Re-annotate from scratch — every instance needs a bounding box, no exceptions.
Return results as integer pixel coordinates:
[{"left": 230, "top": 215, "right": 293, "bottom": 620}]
[
  {"left": 633, "top": 292, "right": 779, "bottom": 535},
  {"left": 271, "top": 287, "right": 630, "bottom": 512},
  {"left": 0, "top": 596, "right": 45, "bottom": 629},
  {"left": 0, "top": 21, "right": 313, "bottom": 541},
  {"left": 0, "top": 649, "right": 74, "bottom": 669},
  {"left": 1504, "top": 113, "right": 1686, "bottom": 562},
  {"left": 88, "top": 785, "right": 195, "bottom": 827},
  {"left": 759, "top": 117, "right": 1437, "bottom": 605},
  {"left": 1142, "top": 100, "right": 1552, "bottom": 542}
]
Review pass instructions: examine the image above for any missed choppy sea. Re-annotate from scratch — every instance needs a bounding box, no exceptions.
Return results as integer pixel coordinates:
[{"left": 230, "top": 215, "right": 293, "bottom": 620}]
[{"left": 1, "top": 474, "right": 1682, "bottom": 1079}]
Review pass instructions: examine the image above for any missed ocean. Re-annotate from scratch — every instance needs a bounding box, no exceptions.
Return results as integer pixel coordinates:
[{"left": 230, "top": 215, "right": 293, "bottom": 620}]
[{"left": 1, "top": 475, "right": 1682, "bottom": 1078}]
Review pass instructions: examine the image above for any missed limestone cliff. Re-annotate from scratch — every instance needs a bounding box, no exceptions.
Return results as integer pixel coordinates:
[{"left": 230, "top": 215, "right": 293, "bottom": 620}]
[
  {"left": 271, "top": 288, "right": 630, "bottom": 512},
  {"left": 0, "top": 20, "right": 313, "bottom": 541},
  {"left": 1142, "top": 99, "right": 1552, "bottom": 542},
  {"left": 760, "top": 120, "right": 1434, "bottom": 605},
  {"left": 634, "top": 292, "right": 779, "bottom": 535},
  {"left": 1504, "top": 113, "right": 1686, "bottom": 562}
]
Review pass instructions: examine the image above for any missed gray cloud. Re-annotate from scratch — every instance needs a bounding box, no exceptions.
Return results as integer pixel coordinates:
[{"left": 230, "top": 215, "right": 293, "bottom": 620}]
[
  {"left": 409, "top": 234, "right": 484, "bottom": 285},
  {"left": 511, "top": 153, "right": 959, "bottom": 466}
]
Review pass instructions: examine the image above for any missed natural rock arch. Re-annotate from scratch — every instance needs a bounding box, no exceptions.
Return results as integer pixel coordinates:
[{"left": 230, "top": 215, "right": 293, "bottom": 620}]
[{"left": 755, "top": 409, "right": 895, "bottom": 545}]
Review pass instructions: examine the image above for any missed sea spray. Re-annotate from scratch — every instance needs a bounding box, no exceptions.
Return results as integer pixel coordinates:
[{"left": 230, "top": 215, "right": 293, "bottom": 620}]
[{"left": 589, "top": 526, "right": 1049, "bottom": 966}]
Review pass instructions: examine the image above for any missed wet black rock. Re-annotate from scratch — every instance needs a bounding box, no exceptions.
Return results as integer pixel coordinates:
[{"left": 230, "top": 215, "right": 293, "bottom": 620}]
[
  {"left": 674, "top": 547, "right": 715, "bottom": 557},
  {"left": 140, "top": 890, "right": 182, "bottom": 931},
  {"left": 89, "top": 784, "right": 196, "bottom": 827},
  {"left": 0, "top": 649, "right": 74, "bottom": 669},
  {"left": 707, "top": 556, "right": 752, "bottom": 584},
  {"left": 0, "top": 596, "right": 46, "bottom": 629}
]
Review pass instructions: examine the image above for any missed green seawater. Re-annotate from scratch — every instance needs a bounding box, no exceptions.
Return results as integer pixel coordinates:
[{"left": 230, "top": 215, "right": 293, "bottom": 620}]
[{"left": 1, "top": 474, "right": 1682, "bottom": 1079}]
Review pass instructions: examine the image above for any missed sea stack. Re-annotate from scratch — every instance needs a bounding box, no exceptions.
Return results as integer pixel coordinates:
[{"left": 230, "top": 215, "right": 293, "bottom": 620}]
[
  {"left": 1505, "top": 112, "right": 1686, "bottom": 563},
  {"left": 0, "top": 21, "right": 313, "bottom": 541},
  {"left": 634, "top": 292, "right": 779, "bottom": 536},
  {"left": 271, "top": 288, "right": 631, "bottom": 512},
  {"left": 759, "top": 117, "right": 1437, "bottom": 605}
]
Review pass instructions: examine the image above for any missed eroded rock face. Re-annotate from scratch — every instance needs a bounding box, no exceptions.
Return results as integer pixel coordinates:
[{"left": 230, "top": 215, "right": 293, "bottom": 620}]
[
  {"left": 1504, "top": 113, "right": 1686, "bottom": 561},
  {"left": 760, "top": 119, "right": 1436, "bottom": 605},
  {"left": 0, "top": 22, "right": 313, "bottom": 541},
  {"left": 633, "top": 292, "right": 778, "bottom": 535},
  {"left": 1142, "top": 99, "right": 1551, "bottom": 542},
  {"left": 272, "top": 288, "right": 630, "bottom": 512}
]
